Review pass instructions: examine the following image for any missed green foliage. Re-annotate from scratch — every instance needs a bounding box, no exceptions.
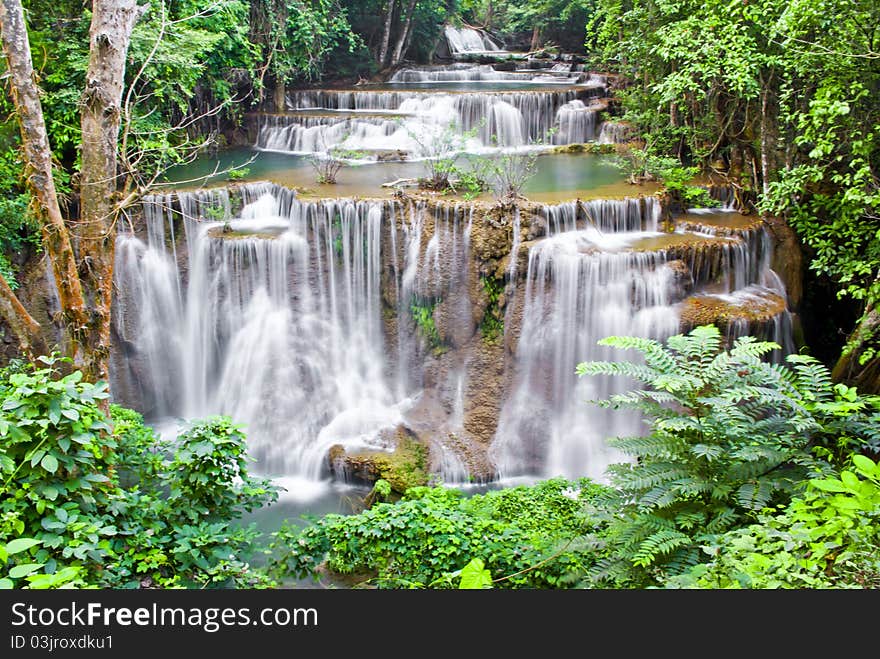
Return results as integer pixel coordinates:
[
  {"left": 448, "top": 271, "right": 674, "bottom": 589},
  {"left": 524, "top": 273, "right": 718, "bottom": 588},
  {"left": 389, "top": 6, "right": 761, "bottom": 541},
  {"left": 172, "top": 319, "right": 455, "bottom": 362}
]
[
  {"left": 0, "top": 355, "right": 117, "bottom": 584},
  {"left": 479, "top": 275, "right": 505, "bottom": 342},
  {"left": 105, "top": 414, "right": 279, "bottom": 588},
  {"left": 308, "top": 144, "right": 365, "bottom": 184},
  {"left": 0, "top": 357, "right": 278, "bottom": 589},
  {"left": 613, "top": 148, "right": 711, "bottom": 209},
  {"left": 227, "top": 167, "right": 250, "bottom": 180},
  {"left": 458, "top": 557, "right": 493, "bottom": 589},
  {"left": 0, "top": 148, "right": 40, "bottom": 288},
  {"left": 410, "top": 298, "right": 445, "bottom": 354},
  {"left": 668, "top": 454, "right": 880, "bottom": 588},
  {"left": 483, "top": 144, "right": 542, "bottom": 204},
  {"left": 266, "top": 478, "right": 608, "bottom": 589},
  {"left": 255, "top": 0, "right": 361, "bottom": 83},
  {"left": 575, "top": 325, "right": 877, "bottom": 587},
  {"left": 408, "top": 121, "right": 483, "bottom": 193},
  {"left": 462, "top": 0, "right": 596, "bottom": 52},
  {"left": 648, "top": 156, "right": 712, "bottom": 210},
  {"left": 587, "top": 0, "right": 880, "bottom": 326}
]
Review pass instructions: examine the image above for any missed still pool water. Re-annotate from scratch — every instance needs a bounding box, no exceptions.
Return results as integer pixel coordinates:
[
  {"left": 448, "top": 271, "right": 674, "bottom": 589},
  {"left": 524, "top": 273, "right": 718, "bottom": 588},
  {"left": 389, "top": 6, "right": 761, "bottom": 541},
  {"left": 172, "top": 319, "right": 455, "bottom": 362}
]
[{"left": 161, "top": 147, "right": 656, "bottom": 203}]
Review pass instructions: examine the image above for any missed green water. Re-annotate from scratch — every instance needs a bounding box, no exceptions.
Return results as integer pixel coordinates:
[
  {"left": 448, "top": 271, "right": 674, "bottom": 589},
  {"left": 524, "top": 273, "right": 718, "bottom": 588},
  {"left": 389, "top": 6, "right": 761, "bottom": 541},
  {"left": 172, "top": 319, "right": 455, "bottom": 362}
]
[{"left": 162, "top": 147, "right": 636, "bottom": 202}]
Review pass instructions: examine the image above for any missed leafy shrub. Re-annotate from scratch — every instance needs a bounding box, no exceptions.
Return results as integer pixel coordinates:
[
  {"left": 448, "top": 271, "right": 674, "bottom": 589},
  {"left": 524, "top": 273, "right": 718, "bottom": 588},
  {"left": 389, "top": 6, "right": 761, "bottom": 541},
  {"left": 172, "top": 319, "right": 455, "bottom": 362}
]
[
  {"left": 667, "top": 455, "right": 880, "bottom": 589},
  {"left": 0, "top": 357, "right": 279, "bottom": 589},
  {"left": 266, "top": 478, "right": 608, "bottom": 589},
  {"left": 308, "top": 145, "right": 365, "bottom": 184},
  {"left": 575, "top": 325, "right": 876, "bottom": 587}
]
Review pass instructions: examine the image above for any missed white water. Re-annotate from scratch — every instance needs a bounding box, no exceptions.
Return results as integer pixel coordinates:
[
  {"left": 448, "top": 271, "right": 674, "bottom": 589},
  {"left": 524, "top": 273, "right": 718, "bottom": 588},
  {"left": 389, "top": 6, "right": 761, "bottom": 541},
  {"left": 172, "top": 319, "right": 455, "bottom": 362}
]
[
  {"left": 444, "top": 26, "right": 501, "bottom": 54},
  {"left": 490, "top": 200, "right": 792, "bottom": 482},
  {"left": 389, "top": 64, "right": 584, "bottom": 84},
  {"left": 491, "top": 199, "right": 675, "bottom": 482},
  {"left": 117, "top": 187, "right": 412, "bottom": 485},
  {"left": 258, "top": 81, "right": 606, "bottom": 158}
]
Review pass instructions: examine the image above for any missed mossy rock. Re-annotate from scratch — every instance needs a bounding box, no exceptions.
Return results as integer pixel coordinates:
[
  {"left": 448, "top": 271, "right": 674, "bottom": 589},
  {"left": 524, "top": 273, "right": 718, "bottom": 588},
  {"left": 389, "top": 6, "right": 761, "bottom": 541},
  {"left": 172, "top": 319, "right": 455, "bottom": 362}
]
[
  {"left": 328, "top": 430, "right": 429, "bottom": 494},
  {"left": 206, "top": 227, "right": 283, "bottom": 240},
  {"left": 680, "top": 291, "right": 787, "bottom": 327}
]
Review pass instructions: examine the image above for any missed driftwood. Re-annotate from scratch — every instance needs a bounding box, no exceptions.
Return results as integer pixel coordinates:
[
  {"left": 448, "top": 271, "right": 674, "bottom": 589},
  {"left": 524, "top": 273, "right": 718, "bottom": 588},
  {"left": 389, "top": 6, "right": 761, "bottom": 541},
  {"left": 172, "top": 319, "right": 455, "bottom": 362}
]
[{"left": 381, "top": 177, "right": 420, "bottom": 188}]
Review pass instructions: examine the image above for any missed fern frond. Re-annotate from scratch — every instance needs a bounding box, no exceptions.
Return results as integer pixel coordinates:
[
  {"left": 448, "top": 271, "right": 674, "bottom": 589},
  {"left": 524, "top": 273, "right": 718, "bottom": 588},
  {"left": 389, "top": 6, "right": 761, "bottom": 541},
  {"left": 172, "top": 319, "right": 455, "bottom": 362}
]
[
  {"left": 704, "top": 507, "right": 739, "bottom": 534},
  {"left": 674, "top": 510, "right": 707, "bottom": 530},
  {"left": 736, "top": 479, "right": 775, "bottom": 510},
  {"left": 596, "top": 335, "right": 679, "bottom": 373},
  {"left": 690, "top": 443, "right": 724, "bottom": 461},
  {"left": 612, "top": 463, "right": 692, "bottom": 491},
  {"left": 786, "top": 354, "right": 834, "bottom": 400},
  {"left": 609, "top": 434, "right": 687, "bottom": 460},
  {"left": 632, "top": 529, "right": 692, "bottom": 567},
  {"left": 576, "top": 360, "right": 659, "bottom": 384},
  {"left": 662, "top": 546, "right": 702, "bottom": 576},
  {"left": 729, "top": 337, "right": 781, "bottom": 360}
]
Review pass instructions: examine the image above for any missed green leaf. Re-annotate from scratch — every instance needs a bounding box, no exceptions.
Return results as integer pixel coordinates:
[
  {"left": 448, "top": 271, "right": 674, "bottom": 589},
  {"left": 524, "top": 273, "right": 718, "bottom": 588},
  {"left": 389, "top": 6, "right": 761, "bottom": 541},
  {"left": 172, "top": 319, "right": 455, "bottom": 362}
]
[
  {"left": 48, "top": 399, "right": 61, "bottom": 425},
  {"left": 9, "top": 563, "right": 42, "bottom": 579},
  {"left": 459, "top": 558, "right": 493, "bottom": 589},
  {"left": 840, "top": 471, "right": 860, "bottom": 490},
  {"left": 851, "top": 455, "right": 877, "bottom": 477},
  {"left": 0, "top": 578, "right": 12, "bottom": 589},
  {"left": 5, "top": 538, "right": 41, "bottom": 555},
  {"left": 40, "top": 453, "right": 59, "bottom": 474}
]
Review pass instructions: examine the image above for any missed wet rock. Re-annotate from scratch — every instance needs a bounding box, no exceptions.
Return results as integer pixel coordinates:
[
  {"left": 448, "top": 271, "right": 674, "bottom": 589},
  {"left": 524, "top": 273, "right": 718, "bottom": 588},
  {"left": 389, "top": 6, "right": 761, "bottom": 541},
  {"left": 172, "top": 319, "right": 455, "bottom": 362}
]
[
  {"left": 680, "top": 290, "right": 787, "bottom": 329},
  {"left": 434, "top": 296, "right": 476, "bottom": 348},
  {"left": 375, "top": 150, "right": 409, "bottom": 162},
  {"left": 666, "top": 259, "right": 694, "bottom": 302},
  {"left": 327, "top": 426, "right": 428, "bottom": 494}
]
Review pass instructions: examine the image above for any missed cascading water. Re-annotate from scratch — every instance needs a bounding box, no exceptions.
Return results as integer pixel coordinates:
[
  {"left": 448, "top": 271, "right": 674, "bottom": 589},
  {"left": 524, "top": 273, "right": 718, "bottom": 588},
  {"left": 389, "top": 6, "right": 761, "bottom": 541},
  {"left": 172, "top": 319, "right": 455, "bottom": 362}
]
[
  {"left": 115, "top": 58, "right": 797, "bottom": 493},
  {"left": 252, "top": 61, "right": 613, "bottom": 164},
  {"left": 270, "top": 88, "right": 601, "bottom": 156},
  {"left": 391, "top": 200, "right": 475, "bottom": 483},
  {"left": 389, "top": 64, "right": 586, "bottom": 84},
  {"left": 444, "top": 26, "right": 501, "bottom": 54},
  {"left": 491, "top": 199, "right": 676, "bottom": 481},
  {"left": 116, "top": 186, "right": 413, "bottom": 485},
  {"left": 490, "top": 199, "right": 794, "bottom": 482}
]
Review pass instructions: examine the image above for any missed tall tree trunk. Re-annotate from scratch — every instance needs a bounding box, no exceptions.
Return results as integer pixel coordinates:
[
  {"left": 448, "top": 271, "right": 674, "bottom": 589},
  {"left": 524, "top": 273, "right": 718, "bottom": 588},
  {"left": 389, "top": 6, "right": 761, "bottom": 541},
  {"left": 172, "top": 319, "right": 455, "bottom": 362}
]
[
  {"left": 273, "top": 76, "right": 286, "bottom": 113},
  {"left": 759, "top": 68, "right": 778, "bottom": 198},
  {"left": 0, "top": 275, "right": 45, "bottom": 358},
  {"left": 378, "top": 0, "right": 396, "bottom": 68},
  {"left": 390, "top": 0, "right": 416, "bottom": 66},
  {"left": 78, "top": 0, "right": 141, "bottom": 385},
  {"left": 0, "top": 0, "right": 89, "bottom": 356},
  {"left": 530, "top": 26, "right": 541, "bottom": 51}
]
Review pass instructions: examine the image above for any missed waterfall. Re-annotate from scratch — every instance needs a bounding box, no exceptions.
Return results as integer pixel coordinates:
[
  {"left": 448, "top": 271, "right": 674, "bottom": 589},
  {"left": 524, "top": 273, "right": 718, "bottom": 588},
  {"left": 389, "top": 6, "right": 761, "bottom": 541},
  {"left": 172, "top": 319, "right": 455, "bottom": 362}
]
[
  {"left": 273, "top": 89, "right": 600, "bottom": 156},
  {"left": 597, "top": 121, "right": 633, "bottom": 145},
  {"left": 255, "top": 114, "right": 400, "bottom": 154},
  {"left": 491, "top": 199, "right": 676, "bottom": 481},
  {"left": 444, "top": 26, "right": 501, "bottom": 54},
  {"left": 676, "top": 209, "right": 795, "bottom": 358},
  {"left": 389, "top": 64, "right": 585, "bottom": 84},
  {"left": 553, "top": 100, "right": 598, "bottom": 144},
  {"left": 491, "top": 229, "right": 681, "bottom": 481},
  {"left": 116, "top": 186, "right": 411, "bottom": 481},
  {"left": 391, "top": 201, "right": 476, "bottom": 482}
]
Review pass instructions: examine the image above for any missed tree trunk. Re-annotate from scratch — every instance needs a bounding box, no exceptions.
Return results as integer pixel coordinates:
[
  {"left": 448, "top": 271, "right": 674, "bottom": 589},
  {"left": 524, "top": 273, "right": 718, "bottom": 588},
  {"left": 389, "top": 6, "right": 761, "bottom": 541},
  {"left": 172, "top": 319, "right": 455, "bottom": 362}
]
[
  {"left": 530, "top": 26, "right": 541, "bottom": 51},
  {"left": 77, "top": 0, "right": 141, "bottom": 385},
  {"left": 833, "top": 301, "right": 880, "bottom": 394},
  {"left": 378, "top": 0, "right": 396, "bottom": 68},
  {"left": 273, "top": 76, "right": 286, "bottom": 113},
  {"left": 759, "top": 68, "right": 778, "bottom": 198},
  {"left": 390, "top": 0, "right": 416, "bottom": 66},
  {"left": 0, "top": 0, "right": 89, "bottom": 356},
  {"left": 0, "top": 275, "right": 45, "bottom": 358}
]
